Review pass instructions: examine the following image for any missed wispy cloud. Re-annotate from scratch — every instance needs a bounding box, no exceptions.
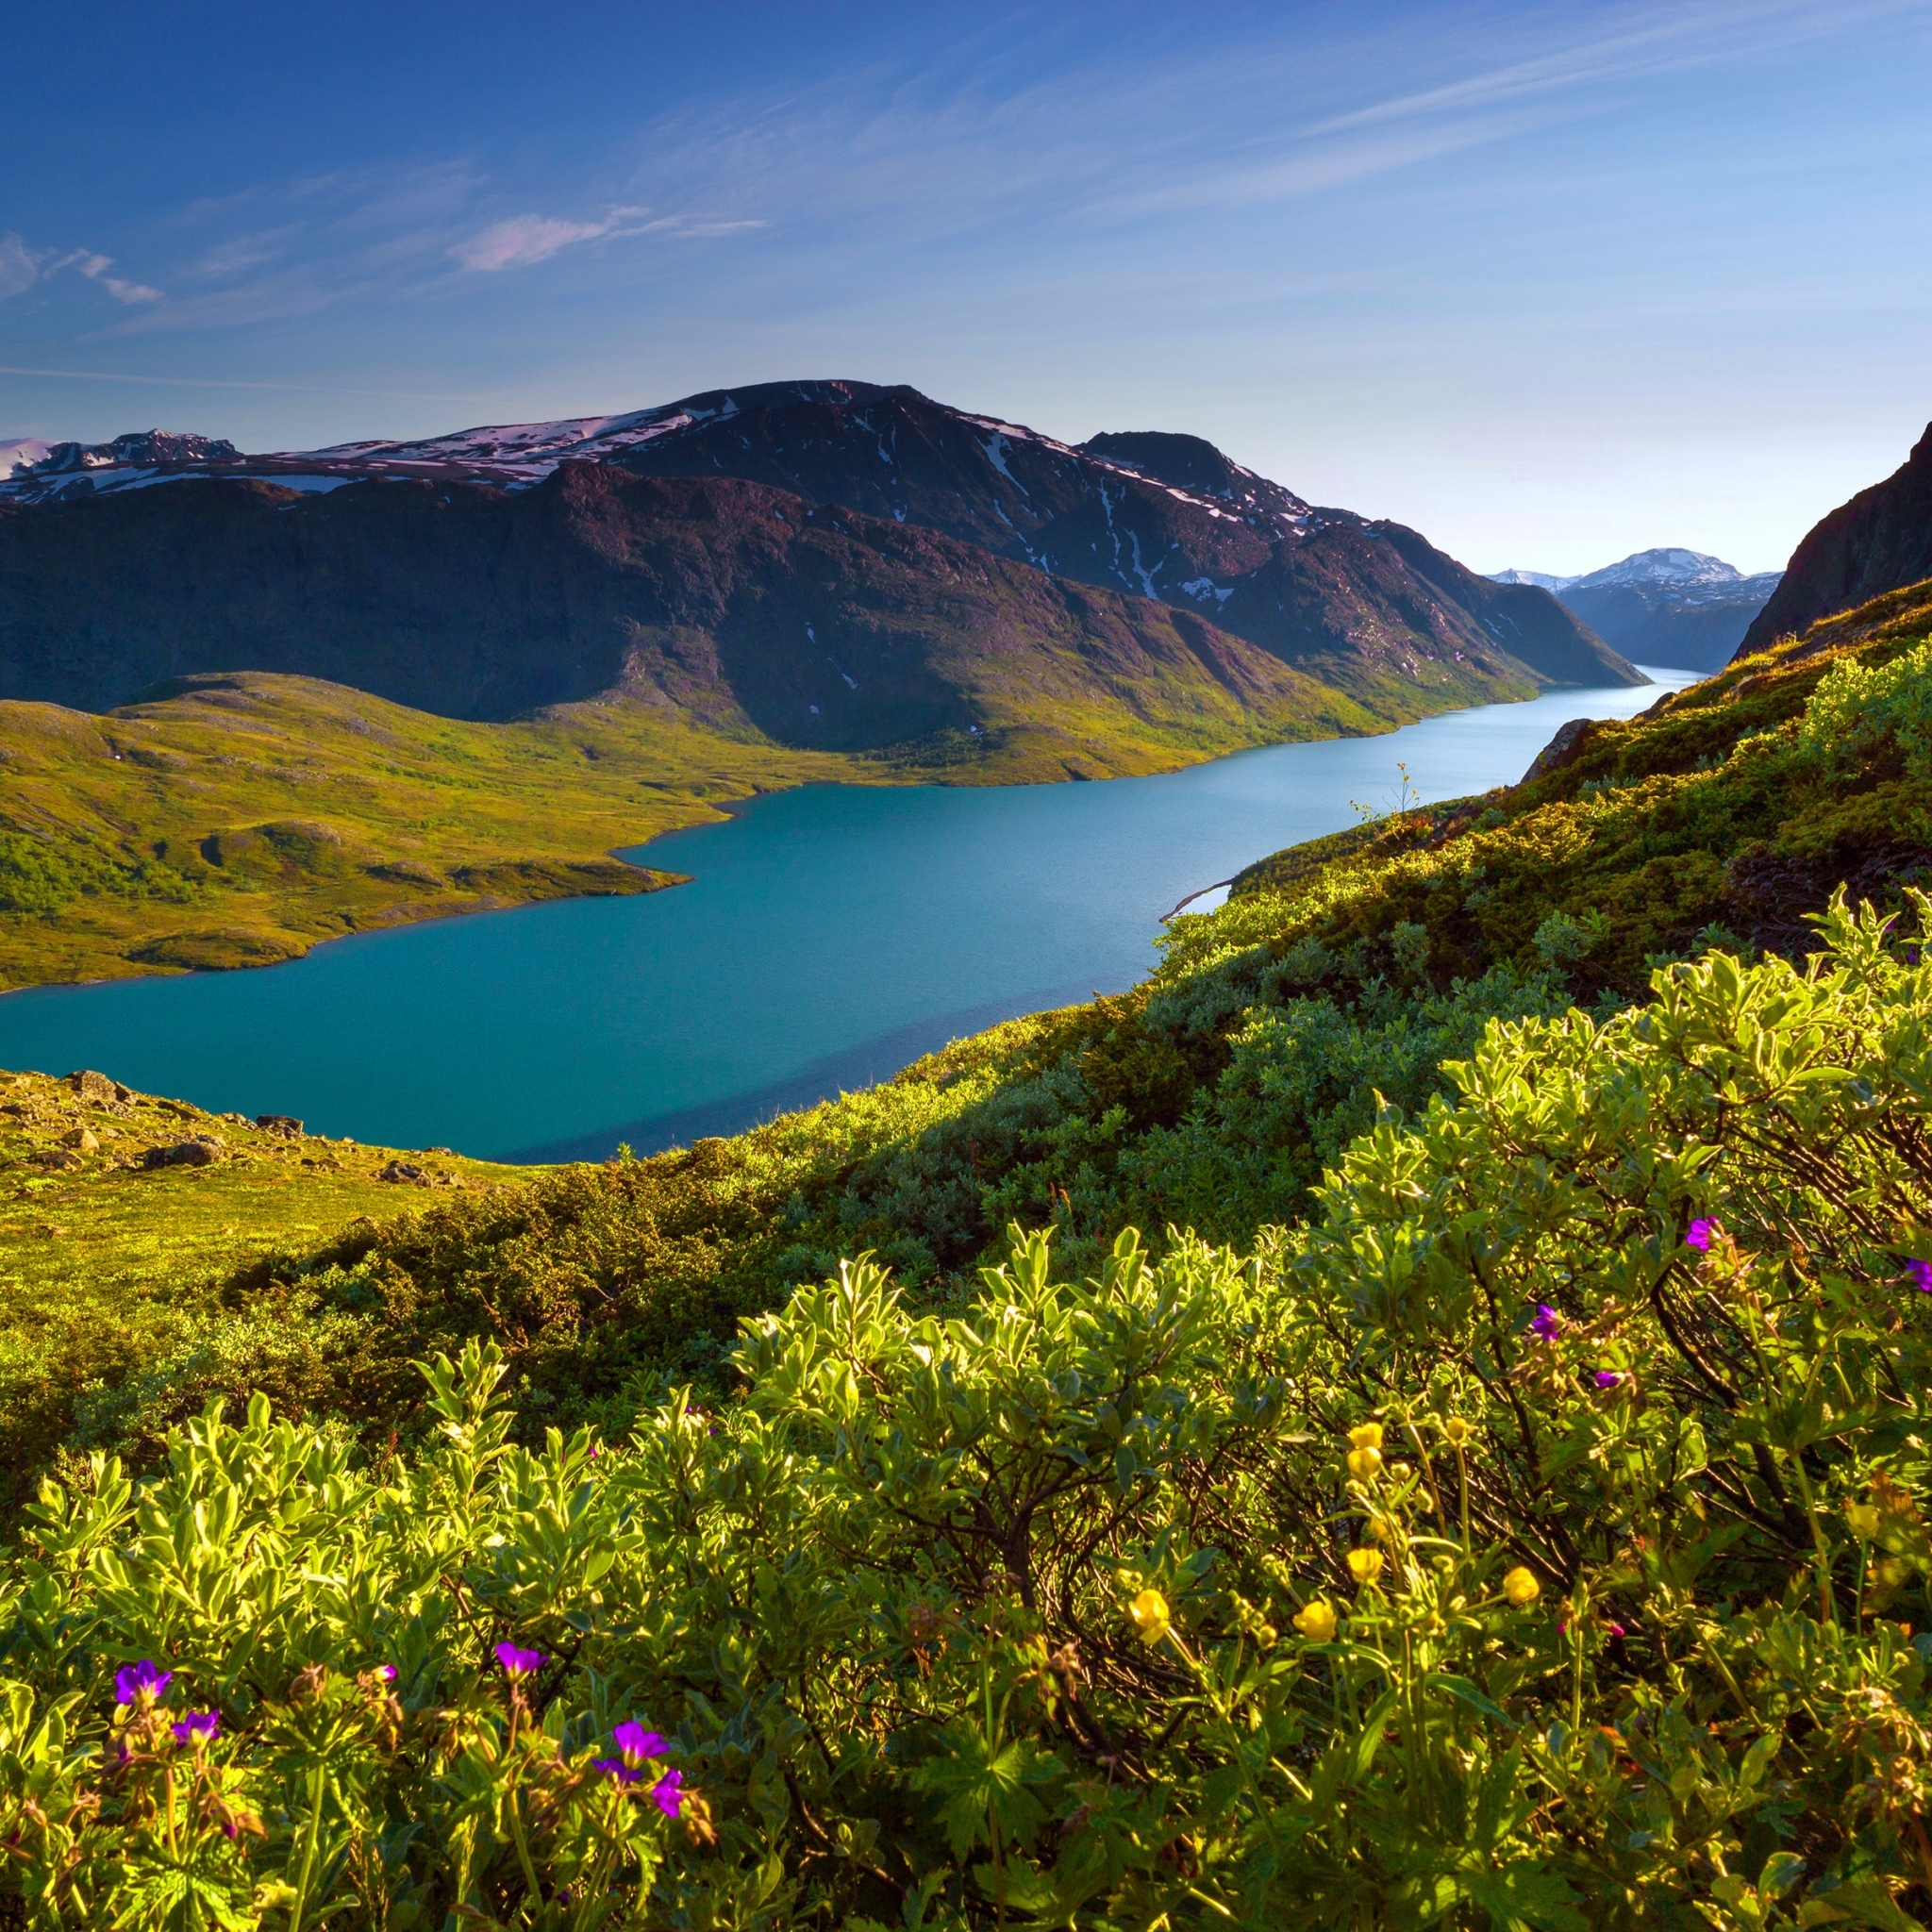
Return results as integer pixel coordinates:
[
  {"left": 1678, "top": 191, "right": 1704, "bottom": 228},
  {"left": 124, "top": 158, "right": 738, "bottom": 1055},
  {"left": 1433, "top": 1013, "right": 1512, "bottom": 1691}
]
[
  {"left": 0, "top": 235, "right": 37, "bottom": 304},
  {"left": 0, "top": 232, "right": 165, "bottom": 307},
  {"left": 45, "top": 250, "right": 164, "bottom": 305},
  {"left": 452, "top": 207, "right": 653, "bottom": 270}
]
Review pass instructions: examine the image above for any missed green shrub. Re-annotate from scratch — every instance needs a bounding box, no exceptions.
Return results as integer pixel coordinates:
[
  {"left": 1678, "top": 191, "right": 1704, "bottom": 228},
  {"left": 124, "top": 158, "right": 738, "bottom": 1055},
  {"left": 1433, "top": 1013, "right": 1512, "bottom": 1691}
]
[
  {"left": 8, "top": 893, "right": 1932, "bottom": 1925},
  {"left": 1800, "top": 636, "right": 1932, "bottom": 776},
  {"left": 0, "top": 833, "right": 196, "bottom": 918}
]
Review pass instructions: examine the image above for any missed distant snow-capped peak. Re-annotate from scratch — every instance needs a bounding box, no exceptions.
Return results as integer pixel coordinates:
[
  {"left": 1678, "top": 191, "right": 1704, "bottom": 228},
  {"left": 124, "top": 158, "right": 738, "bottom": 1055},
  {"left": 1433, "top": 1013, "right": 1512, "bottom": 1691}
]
[
  {"left": 1570, "top": 549, "right": 1742, "bottom": 591},
  {"left": 1489, "top": 549, "right": 1769, "bottom": 597}
]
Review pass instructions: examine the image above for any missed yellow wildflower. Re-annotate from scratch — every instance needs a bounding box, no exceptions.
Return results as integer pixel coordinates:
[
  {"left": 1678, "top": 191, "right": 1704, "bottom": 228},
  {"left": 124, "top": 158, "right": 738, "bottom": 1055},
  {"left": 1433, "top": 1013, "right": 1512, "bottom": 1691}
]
[
  {"left": 1126, "top": 1589, "right": 1172, "bottom": 1646},
  {"left": 1441, "top": 1416, "right": 1473, "bottom": 1446},
  {"left": 1346, "top": 1548, "right": 1385, "bottom": 1586},
  {"left": 1502, "top": 1566, "right": 1541, "bottom": 1607},
  {"left": 1292, "top": 1598, "right": 1338, "bottom": 1642},
  {"left": 1346, "top": 1446, "right": 1384, "bottom": 1479},
  {"left": 1847, "top": 1503, "right": 1882, "bottom": 1541},
  {"left": 1347, "top": 1423, "right": 1384, "bottom": 1451}
]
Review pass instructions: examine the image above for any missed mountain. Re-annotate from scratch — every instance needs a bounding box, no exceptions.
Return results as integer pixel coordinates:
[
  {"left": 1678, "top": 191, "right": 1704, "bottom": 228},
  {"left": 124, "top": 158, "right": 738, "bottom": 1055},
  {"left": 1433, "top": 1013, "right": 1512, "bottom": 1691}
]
[
  {"left": 0, "top": 462, "right": 1376, "bottom": 761},
  {"left": 1738, "top": 422, "right": 1932, "bottom": 656},
  {"left": 1, "top": 381, "right": 1642, "bottom": 725},
  {"left": 607, "top": 384, "right": 1641, "bottom": 701},
  {"left": 1486, "top": 548, "right": 1781, "bottom": 671}
]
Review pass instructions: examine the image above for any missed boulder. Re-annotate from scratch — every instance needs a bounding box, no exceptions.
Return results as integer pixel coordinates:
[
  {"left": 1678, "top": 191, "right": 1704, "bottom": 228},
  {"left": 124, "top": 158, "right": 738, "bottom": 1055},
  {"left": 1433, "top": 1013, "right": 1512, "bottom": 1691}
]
[
  {"left": 68, "top": 1069, "right": 131, "bottom": 1105},
  {"left": 142, "top": 1137, "right": 225, "bottom": 1169},
  {"left": 256, "top": 1114, "right": 304, "bottom": 1138},
  {"left": 1521, "top": 718, "right": 1595, "bottom": 784},
  {"left": 379, "top": 1159, "right": 425, "bottom": 1184},
  {"left": 59, "top": 1126, "right": 98, "bottom": 1152}
]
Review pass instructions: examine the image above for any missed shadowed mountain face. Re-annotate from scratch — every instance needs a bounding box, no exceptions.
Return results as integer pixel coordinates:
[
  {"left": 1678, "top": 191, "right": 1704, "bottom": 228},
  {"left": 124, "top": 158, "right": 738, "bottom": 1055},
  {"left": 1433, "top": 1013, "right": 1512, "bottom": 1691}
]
[
  {"left": 0, "top": 464, "right": 1381, "bottom": 756},
  {"left": 1740, "top": 423, "right": 1932, "bottom": 655},
  {"left": 0, "top": 378, "right": 1641, "bottom": 745},
  {"left": 612, "top": 383, "right": 1642, "bottom": 698}
]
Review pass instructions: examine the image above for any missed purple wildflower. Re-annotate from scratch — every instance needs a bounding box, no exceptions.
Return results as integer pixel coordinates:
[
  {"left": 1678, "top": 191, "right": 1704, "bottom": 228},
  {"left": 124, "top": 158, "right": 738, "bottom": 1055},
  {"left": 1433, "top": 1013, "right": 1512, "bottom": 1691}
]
[
  {"left": 594, "top": 1757, "right": 645, "bottom": 1785},
  {"left": 494, "top": 1641, "right": 544, "bottom": 1678},
  {"left": 1685, "top": 1219, "right": 1716, "bottom": 1252},
  {"left": 377, "top": 1664, "right": 397, "bottom": 1682},
  {"left": 1605, "top": 1620, "right": 1627, "bottom": 1639},
  {"left": 1907, "top": 1259, "right": 1932, "bottom": 1294},
  {"left": 651, "top": 1769, "right": 684, "bottom": 1818},
  {"left": 1528, "top": 1304, "right": 1560, "bottom": 1341},
  {"left": 114, "top": 1660, "right": 173, "bottom": 1707},
  {"left": 172, "top": 1710, "right": 220, "bottom": 1744},
  {"left": 1593, "top": 1370, "right": 1626, "bottom": 1390},
  {"left": 612, "top": 1721, "right": 667, "bottom": 1765}
]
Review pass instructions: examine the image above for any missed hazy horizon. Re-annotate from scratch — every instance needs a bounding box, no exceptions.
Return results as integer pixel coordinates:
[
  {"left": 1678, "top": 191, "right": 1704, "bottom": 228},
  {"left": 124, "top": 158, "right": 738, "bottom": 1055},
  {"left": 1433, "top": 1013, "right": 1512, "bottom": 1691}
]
[{"left": 7, "top": 1, "right": 1931, "bottom": 576}]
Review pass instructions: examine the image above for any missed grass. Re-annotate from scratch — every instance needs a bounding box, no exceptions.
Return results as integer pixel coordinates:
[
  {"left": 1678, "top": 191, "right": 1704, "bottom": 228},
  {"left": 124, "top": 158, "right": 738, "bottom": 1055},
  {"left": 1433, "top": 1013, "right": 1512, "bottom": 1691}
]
[
  {"left": 0, "top": 1062, "right": 544, "bottom": 1491},
  {"left": 0, "top": 655, "right": 1385, "bottom": 992}
]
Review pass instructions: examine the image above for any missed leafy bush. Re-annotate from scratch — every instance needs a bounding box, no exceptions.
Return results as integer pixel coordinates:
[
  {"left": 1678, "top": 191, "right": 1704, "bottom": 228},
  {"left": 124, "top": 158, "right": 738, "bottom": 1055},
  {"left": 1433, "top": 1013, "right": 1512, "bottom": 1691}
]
[
  {"left": 8, "top": 895, "right": 1932, "bottom": 1925},
  {"left": 1799, "top": 637, "right": 1932, "bottom": 777},
  {"left": 0, "top": 833, "right": 196, "bottom": 918}
]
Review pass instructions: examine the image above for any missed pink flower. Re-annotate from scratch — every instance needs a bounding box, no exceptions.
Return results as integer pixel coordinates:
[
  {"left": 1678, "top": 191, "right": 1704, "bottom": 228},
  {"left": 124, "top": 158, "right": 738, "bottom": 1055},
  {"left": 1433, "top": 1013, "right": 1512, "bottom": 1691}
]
[
  {"left": 1528, "top": 1304, "right": 1560, "bottom": 1341},
  {"left": 172, "top": 1710, "right": 220, "bottom": 1744},
  {"left": 377, "top": 1664, "right": 397, "bottom": 1682},
  {"left": 494, "top": 1642, "right": 544, "bottom": 1678},
  {"left": 1593, "top": 1370, "right": 1625, "bottom": 1390},
  {"left": 1907, "top": 1259, "right": 1932, "bottom": 1294},
  {"left": 1684, "top": 1219, "right": 1716, "bottom": 1252},
  {"left": 651, "top": 1769, "right": 683, "bottom": 1817}
]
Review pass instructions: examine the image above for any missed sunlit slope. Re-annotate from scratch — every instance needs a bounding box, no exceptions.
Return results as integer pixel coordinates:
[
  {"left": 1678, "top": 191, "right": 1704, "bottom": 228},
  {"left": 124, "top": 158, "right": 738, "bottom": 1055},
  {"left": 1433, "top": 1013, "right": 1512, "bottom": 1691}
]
[
  {"left": 11, "top": 578, "right": 1925, "bottom": 1478},
  {"left": 1230, "top": 575, "right": 1932, "bottom": 987},
  {"left": 0, "top": 614, "right": 1380, "bottom": 990}
]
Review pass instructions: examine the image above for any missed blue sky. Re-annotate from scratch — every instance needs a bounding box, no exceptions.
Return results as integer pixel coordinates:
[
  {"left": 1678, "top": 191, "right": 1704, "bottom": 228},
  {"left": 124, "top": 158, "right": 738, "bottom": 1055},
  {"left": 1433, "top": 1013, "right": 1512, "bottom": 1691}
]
[{"left": 4, "top": 1, "right": 1929, "bottom": 574}]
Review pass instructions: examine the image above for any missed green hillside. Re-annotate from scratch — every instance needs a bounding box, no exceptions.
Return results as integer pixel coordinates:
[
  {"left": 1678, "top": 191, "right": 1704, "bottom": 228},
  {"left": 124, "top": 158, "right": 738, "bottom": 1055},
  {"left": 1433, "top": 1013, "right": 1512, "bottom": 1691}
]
[
  {"left": 6, "top": 582, "right": 1932, "bottom": 1926},
  {"left": 6, "top": 580, "right": 1926, "bottom": 1470},
  {"left": 0, "top": 636, "right": 1375, "bottom": 991}
]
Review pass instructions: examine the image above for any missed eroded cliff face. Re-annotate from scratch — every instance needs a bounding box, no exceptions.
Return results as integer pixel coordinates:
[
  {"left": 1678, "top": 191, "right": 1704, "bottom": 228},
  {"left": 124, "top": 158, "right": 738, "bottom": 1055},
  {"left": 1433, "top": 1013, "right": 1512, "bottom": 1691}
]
[{"left": 1740, "top": 423, "right": 1932, "bottom": 656}]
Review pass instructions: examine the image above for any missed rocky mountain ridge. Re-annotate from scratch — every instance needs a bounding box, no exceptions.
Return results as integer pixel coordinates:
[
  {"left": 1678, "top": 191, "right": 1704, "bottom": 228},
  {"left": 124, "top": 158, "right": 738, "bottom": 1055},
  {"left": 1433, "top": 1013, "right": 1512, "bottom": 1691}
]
[
  {"left": 0, "top": 463, "right": 1383, "bottom": 751},
  {"left": 2, "top": 379, "right": 1641, "bottom": 721}
]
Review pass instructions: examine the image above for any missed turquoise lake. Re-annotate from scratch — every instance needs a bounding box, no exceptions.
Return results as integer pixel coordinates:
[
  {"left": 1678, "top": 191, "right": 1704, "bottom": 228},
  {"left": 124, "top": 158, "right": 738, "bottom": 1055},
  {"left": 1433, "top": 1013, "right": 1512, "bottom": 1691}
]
[{"left": 0, "top": 671, "right": 1695, "bottom": 1160}]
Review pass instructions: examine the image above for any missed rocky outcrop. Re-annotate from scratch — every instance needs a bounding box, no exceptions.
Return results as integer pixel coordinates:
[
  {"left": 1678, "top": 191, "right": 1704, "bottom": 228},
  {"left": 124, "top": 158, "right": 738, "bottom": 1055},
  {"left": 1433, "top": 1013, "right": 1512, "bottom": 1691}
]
[{"left": 1739, "top": 424, "right": 1932, "bottom": 655}]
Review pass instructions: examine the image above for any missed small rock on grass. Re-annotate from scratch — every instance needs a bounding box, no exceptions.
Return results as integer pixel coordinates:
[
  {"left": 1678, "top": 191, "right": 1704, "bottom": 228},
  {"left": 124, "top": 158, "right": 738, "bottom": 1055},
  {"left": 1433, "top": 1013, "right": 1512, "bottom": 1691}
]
[{"left": 142, "top": 1137, "right": 225, "bottom": 1170}]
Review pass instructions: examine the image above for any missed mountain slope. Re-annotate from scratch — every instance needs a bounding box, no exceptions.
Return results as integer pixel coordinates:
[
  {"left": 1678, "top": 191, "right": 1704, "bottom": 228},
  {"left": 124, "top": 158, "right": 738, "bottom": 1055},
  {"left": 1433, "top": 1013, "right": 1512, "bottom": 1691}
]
[
  {"left": 1488, "top": 550, "right": 1781, "bottom": 671},
  {"left": 7, "top": 380, "right": 1642, "bottom": 716},
  {"left": 609, "top": 382, "right": 1642, "bottom": 701},
  {"left": 0, "top": 461, "right": 1379, "bottom": 758},
  {"left": 1740, "top": 422, "right": 1932, "bottom": 653}
]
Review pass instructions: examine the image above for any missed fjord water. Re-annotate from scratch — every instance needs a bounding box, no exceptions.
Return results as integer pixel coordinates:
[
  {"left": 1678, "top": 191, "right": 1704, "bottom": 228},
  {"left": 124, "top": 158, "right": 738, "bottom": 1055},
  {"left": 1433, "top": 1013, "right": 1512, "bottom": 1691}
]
[{"left": 0, "top": 672, "right": 1695, "bottom": 1160}]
